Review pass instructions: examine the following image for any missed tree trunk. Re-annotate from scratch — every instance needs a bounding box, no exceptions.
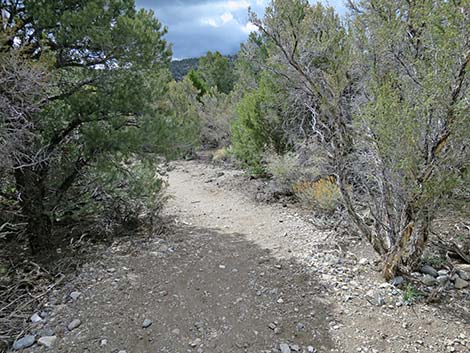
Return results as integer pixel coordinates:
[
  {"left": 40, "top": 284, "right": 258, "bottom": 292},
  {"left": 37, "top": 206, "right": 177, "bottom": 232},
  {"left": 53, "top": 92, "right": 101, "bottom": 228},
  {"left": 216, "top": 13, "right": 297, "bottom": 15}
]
[
  {"left": 383, "top": 206, "right": 430, "bottom": 280},
  {"left": 14, "top": 167, "right": 53, "bottom": 254}
]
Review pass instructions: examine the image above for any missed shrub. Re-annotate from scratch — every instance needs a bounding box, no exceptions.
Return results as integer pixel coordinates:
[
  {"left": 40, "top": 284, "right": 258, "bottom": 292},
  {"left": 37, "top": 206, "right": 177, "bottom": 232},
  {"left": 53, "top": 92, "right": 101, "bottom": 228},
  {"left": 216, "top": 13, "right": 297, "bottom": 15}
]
[
  {"left": 231, "top": 74, "right": 285, "bottom": 175},
  {"left": 264, "top": 151, "right": 301, "bottom": 192},
  {"left": 212, "top": 147, "right": 230, "bottom": 162},
  {"left": 292, "top": 177, "right": 341, "bottom": 212}
]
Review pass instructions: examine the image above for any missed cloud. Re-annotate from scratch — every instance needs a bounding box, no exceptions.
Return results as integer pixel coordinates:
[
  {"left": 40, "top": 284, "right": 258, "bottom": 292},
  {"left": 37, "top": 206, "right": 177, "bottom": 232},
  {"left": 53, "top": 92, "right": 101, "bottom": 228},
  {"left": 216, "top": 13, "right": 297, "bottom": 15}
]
[{"left": 136, "top": 0, "right": 347, "bottom": 59}]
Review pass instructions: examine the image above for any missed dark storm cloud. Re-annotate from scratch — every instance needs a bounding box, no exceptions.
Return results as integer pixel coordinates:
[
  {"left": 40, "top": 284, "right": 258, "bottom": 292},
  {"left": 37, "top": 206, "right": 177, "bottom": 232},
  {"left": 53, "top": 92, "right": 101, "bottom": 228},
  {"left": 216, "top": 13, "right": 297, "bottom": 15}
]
[{"left": 136, "top": 0, "right": 347, "bottom": 59}]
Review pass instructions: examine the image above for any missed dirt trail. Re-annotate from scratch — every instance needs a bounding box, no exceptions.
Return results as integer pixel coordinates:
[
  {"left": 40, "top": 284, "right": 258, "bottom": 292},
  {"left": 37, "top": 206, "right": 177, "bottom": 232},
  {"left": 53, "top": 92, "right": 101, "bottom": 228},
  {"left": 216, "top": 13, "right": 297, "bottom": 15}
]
[{"left": 26, "top": 160, "right": 469, "bottom": 353}]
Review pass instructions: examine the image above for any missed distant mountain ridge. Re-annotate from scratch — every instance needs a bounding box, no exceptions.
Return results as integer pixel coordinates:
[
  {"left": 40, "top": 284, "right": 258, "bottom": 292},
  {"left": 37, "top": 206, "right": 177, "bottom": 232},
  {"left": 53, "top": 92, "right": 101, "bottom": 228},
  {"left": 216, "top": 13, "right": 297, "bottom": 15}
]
[
  {"left": 170, "top": 55, "right": 237, "bottom": 81},
  {"left": 170, "top": 58, "right": 199, "bottom": 81}
]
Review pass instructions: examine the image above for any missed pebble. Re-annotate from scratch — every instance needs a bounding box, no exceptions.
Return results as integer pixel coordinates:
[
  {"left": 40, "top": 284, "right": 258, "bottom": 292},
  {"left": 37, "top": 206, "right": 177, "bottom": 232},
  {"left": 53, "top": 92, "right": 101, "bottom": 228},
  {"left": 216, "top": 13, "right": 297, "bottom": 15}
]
[
  {"left": 190, "top": 338, "right": 202, "bottom": 347},
  {"left": 279, "top": 343, "right": 291, "bottom": 353},
  {"left": 67, "top": 319, "right": 82, "bottom": 331},
  {"left": 421, "top": 265, "right": 438, "bottom": 277},
  {"left": 422, "top": 274, "right": 437, "bottom": 285},
  {"left": 391, "top": 276, "right": 404, "bottom": 286},
  {"left": 38, "top": 336, "right": 57, "bottom": 348},
  {"left": 307, "top": 346, "right": 315, "bottom": 353},
  {"left": 436, "top": 275, "right": 449, "bottom": 285},
  {"left": 291, "top": 344, "right": 300, "bottom": 352},
  {"left": 100, "top": 339, "right": 108, "bottom": 346},
  {"left": 358, "top": 258, "right": 369, "bottom": 265},
  {"left": 142, "top": 319, "right": 153, "bottom": 328},
  {"left": 454, "top": 277, "right": 469, "bottom": 289},
  {"left": 13, "top": 335, "right": 35, "bottom": 350},
  {"left": 31, "top": 313, "right": 43, "bottom": 323},
  {"left": 69, "top": 291, "right": 82, "bottom": 301}
]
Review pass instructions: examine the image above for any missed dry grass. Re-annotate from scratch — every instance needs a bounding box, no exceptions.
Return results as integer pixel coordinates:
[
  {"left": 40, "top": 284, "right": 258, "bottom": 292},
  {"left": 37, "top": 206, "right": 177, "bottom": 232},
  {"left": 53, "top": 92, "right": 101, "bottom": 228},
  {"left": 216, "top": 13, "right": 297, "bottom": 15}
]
[{"left": 293, "top": 177, "right": 341, "bottom": 212}]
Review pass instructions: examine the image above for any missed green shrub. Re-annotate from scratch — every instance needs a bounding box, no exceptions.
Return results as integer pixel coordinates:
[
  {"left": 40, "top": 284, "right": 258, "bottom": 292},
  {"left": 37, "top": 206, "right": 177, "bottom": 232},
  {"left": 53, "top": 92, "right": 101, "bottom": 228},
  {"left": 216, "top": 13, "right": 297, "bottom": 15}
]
[{"left": 231, "top": 75, "right": 285, "bottom": 175}]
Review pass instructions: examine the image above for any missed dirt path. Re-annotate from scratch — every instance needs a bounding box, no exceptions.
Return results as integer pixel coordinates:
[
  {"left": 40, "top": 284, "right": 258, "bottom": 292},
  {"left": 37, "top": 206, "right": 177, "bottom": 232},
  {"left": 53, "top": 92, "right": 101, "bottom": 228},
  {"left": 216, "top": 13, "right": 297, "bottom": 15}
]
[{"left": 25, "top": 160, "right": 469, "bottom": 353}]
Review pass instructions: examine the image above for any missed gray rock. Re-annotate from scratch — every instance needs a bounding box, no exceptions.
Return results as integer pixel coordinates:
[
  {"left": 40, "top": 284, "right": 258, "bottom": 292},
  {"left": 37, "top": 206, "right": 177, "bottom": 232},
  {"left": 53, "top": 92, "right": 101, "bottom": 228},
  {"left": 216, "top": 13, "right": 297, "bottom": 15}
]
[
  {"left": 291, "top": 344, "right": 301, "bottom": 351},
  {"left": 38, "top": 336, "right": 57, "bottom": 348},
  {"left": 358, "top": 258, "right": 369, "bottom": 265},
  {"left": 422, "top": 274, "right": 437, "bottom": 285},
  {"left": 100, "top": 339, "right": 108, "bottom": 346},
  {"left": 118, "top": 351, "right": 127, "bottom": 353},
  {"left": 142, "top": 319, "right": 153, "bottom": 328},
  {"left": 421, "top": 265, "right": 438, "bottom": 277},
  {"left": 38, "top": 328, "right": 54, "bottom": 337},
  {"left": 436, "top": 275, "right": 449, "bottom": 285},
  {"left": 457, "top": 269, "right": 470, "bottom": 281},
  {"left": 31, "top": 313, "right": 43, "bottom": 323},
  {"left": 69, "top": 291, "right": 81, "bottom": 301},
  {"left": 376, "top": 296, "right": 386, "bottom": 306},
  {"left": 67, "top": 319, "right": 81, "bottom": 331},
  {"left": 437, "top": 269, "right": 448, "bottom": 276},
  {"left": 280, "top": 343, "right": 291, "bottom": 353},
  {"left": 454, "top": 277, "right": 469, "bottom": 289},
  {"left": 391, "top": 276, "right": 404, "bottom": 286},
  {"left": 13, "top": 335, "right": 35, "bottom": 350},
  {"left": 190, "top": 338, "right": 202, "bottom": 347},
  {"left": 307, "top": 346, "right": 315, "bottom": 353}
]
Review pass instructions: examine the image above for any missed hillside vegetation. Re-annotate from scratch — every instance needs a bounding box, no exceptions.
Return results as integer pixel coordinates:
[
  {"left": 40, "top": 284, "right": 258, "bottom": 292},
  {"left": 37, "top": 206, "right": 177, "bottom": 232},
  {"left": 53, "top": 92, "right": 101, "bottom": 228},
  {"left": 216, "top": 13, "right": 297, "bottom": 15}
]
[{"left": 1, "top": 0, "right": 469, "bottom": 351}]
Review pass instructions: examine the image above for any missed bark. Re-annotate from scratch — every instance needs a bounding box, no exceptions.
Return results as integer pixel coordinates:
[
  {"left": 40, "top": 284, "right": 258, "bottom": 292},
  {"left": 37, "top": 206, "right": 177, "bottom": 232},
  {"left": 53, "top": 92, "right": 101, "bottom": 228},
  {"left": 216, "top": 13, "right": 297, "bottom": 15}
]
[{"left": 14, "top": 166, "right": 53, "bottom": 254}]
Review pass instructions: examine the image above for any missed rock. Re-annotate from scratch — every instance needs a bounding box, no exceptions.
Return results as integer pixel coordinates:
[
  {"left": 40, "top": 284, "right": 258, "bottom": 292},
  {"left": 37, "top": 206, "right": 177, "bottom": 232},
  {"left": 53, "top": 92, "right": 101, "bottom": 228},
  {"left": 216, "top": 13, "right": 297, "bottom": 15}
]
[
  {"left": 279, "top": 343, "right": 291, "bottom": 353},
  {"left": 172, "top": 328, "right": 180, "bottom": 335},
  {"left": 13, "top": 335, "right": 35, "bottom": 350},
  {"left": 291, "top": 344, "right": 301, "bottom": 351},
  {"left": 436, "top": 275, "right": 449, "bottom": 285},
  {"left": 38, "top": 336, "right": 57, "bottom": 348},
  {"left": 391, "top": 276, "right": 404, "bottom": 286},
  {"left": 421, "top": 265, "right": 438, "bottom": 277},
  {"left": 422, "top": 274, "right": 437, "bottom": 285},
  {"left": 307, "top": 346, "right": 315, "bottom": 353},
  {"left": 142, "top": 319, "right": 153, "bottom": 328},
  {"left": 437, "top": 269, "right": 449, "bottom": 276},
  {"left": 37, "top": 328, "right": 54, "bottom": 337},
  {"left": 69, "top": 291, "right": 81, "bottom": 301},
  {"left": 31, "top": 313, "right": 43, "bottom": 323},
  {"left": 67, "top": 319, "right": 81, "bottom": 331},
  {"left": 190, "top": 338, "right": 202, "bottom": 347},
  {"left": 454, "top": 277, "right": 469, "bottom": 289},
  {"left": 118, "top": 351, "right": 127, "bottom": 353},
  {"left": 358, "top": 258, "right": 369, "bottom": 265},
  {"left": 455, "top": 265, "right": 470, "bottom": 281},
  {"left": 100, "top": 339, "right": 108, "bottom": 346}
]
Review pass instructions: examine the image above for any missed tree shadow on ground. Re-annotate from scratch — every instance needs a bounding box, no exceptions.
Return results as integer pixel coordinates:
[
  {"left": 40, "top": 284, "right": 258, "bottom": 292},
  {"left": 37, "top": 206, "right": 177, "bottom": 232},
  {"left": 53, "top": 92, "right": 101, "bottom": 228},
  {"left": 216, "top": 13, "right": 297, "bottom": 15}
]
[{"left": 45, "top": 221, "right": 335, "bottom": 353}]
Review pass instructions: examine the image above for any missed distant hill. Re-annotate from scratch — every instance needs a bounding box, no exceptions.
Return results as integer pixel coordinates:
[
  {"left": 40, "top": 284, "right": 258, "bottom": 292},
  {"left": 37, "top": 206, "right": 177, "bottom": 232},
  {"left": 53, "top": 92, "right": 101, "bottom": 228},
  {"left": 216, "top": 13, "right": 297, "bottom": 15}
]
[
  {"left": 170, "top": 58, "right": 199, "bottom": 81},
  {"left": 170, "top": 55, "right": 237, "bottom": 81}
]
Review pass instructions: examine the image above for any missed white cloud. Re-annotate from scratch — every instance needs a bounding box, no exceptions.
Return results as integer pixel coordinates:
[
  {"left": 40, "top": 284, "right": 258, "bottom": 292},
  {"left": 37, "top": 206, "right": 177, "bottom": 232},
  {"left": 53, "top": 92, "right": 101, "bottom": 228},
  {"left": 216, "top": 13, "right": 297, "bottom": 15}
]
[
  {"left": 242, "top": 22, "right": 258, "bottom": 34},
  {"left": 201, "top": 17, "right": 219, "bottom": 27},
  {"left": 220, "top": 12, "right": 234, "bottom": 24}
]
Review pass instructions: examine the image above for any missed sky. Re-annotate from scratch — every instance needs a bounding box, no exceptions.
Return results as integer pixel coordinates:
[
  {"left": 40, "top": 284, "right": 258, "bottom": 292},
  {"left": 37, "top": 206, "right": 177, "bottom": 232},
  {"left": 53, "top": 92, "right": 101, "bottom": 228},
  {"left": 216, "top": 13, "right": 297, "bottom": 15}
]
[{"left": 136, "top": 0, "right": 348, "bottom": 59}]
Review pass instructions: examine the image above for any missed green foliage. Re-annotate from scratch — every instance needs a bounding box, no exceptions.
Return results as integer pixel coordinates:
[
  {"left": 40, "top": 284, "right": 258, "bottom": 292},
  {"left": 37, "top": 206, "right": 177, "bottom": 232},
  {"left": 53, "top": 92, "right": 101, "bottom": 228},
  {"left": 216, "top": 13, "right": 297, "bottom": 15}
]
[
  {"left": 198, "top": 51, "right": 235, "bottom": 94},
  {"left": 159, "top": 77, "right": 202, "bottom": 156},
  {"left": 231, "top": 74, "right": 286, "bottom": 174},
  {"left": 0, "top": 0, "right": 187, "bottom": 251},
  {"left": 187, "top": 68, "right": 209, "bottom": 100},
  {"left": 402, "top": 284, "right": 424, "bottom": 304}
]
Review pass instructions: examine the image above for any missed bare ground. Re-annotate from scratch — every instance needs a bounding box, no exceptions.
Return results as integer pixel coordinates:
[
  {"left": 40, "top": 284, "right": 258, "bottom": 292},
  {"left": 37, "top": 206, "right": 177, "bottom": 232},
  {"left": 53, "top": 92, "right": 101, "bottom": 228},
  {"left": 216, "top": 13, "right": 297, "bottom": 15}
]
[{"left": 21, "top": 160, "right": 470, "bottom": 353}]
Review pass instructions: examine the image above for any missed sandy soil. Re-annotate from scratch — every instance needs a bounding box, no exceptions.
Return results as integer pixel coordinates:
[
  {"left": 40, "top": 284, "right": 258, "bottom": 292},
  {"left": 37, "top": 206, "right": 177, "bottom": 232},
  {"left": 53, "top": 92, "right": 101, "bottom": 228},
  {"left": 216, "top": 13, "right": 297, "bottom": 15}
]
[{"left": 23, "top": 160, "right": 469, "bottom": 353}]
